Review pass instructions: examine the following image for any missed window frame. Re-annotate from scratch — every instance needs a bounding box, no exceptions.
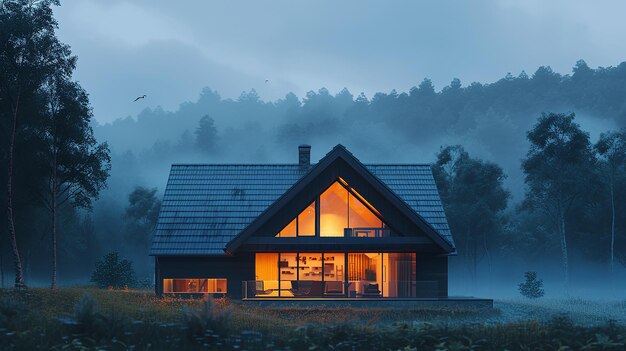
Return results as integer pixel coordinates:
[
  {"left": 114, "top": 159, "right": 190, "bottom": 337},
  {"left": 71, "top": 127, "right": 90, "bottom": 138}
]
[
  {"left": 162, "top": 278, "right": 228, "bottom": 294},
  {"left": 275, "top": 180, "right": 386, "bottom": 238}
]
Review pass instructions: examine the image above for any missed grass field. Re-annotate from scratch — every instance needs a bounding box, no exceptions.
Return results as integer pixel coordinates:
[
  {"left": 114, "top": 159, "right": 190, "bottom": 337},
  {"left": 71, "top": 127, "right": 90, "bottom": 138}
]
[{"left": 1, "top": 288, "right": 625, "bottom": 350}]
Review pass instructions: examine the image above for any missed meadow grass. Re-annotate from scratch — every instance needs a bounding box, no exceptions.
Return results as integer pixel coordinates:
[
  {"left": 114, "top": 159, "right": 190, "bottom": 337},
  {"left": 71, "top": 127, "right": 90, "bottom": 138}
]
[{"left": 0, "top": 287, "right": 625, "bottom": 350}]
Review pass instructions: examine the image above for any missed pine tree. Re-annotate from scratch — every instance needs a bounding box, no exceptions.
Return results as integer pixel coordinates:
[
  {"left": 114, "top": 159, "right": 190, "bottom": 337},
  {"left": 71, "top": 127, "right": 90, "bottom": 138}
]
[{"left": 518, "top": 271, "right": 545, "bottom": 299}]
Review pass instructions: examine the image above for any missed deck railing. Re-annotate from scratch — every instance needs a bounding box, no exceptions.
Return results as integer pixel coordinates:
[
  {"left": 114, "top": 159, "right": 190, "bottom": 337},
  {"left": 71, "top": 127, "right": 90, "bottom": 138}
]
[
  {"left": 242, "top": 279, "right": 425, "bottom": 299},
  {"left": 344, "top": 227, "right": 391, "bottom": 238}
]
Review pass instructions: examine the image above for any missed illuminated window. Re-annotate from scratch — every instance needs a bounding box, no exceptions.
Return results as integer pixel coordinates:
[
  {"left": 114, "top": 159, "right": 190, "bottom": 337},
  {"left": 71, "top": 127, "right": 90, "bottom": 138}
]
[
  {"left": 278, "top": 218, "right": 296, "bottom": 237},
  {"left": 251, "top": 252, "right": 416, "bottom": 298},
  {"left": 298, "top": 202, "right": 316, "bottom": 236},
  {"left": 383, "top": 253, "right": 416, "bottom": 297},
  {"left": 320, "top": 182, "right": 349, "bottom": 237},
  {"left": 348, "top": 253, "right": 382, "bottom": 297},
  {"left": 255, "top": 253, "right": 278, "bottom": 281},
  {"left": 163, "top": 279, "right": 227, "bottom": 293},
  {"left": 323, "top": 253, "right": 345, "bottom": 282},
  {"left": 255, "top": 253, "right": 279, "bottom": 295},
  {"left": 348, "top": 192, "right": 382, "bottom": 229},
  {"left": 275, "top": 180, "right": 385, "bottom": 237},
  {"left": 300, "top": 253, "right": 323, "bottom": 281},
  {"left": 275, "top": 202, "right": 315, "bottom": 237}
]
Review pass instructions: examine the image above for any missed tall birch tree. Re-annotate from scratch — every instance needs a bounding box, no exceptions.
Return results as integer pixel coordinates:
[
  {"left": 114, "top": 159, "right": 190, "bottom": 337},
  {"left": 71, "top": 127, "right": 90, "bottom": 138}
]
[
  {"left": 0, "top": 0, "right": 61, "bottom": 288},
  {"left": 522, "top": 112, "right": 594, "bottom": 285},
  {"left": 594, "top": 129, "right": 626, "bottom": 273}
]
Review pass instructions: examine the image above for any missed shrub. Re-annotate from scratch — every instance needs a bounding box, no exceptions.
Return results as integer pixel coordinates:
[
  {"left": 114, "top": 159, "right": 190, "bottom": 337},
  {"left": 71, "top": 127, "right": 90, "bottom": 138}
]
[
  {"left": 518, "top": 271, "right": 544, "bottom": 299},
  {"left": 90, "top": 252, "right": 137, "bottom": 289}
]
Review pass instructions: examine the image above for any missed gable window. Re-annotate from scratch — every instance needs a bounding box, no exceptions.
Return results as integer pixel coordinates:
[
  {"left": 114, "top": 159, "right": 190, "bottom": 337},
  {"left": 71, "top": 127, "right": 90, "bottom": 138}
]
[
  {"left": 276, "top": 202, "right": 315, "bottom": 237},
  {"left": 298, "top": 202, "right": 316, "bottom": 236},
  {"left": 276, "top": 180, "right": 386, "bottom": 237},
  {"left": 320, "top": 182, "right": 349, "bottom": 237},
  {"left": 278, "top": 218, "right": 296, "bottom": 237}
]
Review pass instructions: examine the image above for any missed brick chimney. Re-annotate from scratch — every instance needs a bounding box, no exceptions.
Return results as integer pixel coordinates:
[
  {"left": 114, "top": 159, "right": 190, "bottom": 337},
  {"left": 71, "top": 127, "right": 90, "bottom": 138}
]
[{"left": 298, "top": 144, "right": 311, "bottom": 168}]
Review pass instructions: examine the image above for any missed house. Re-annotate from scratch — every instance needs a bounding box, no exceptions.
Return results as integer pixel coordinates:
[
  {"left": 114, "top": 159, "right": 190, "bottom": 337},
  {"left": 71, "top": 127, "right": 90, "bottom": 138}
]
[{"left": 150, "top": 144, "right": 456, "bottom": 300}]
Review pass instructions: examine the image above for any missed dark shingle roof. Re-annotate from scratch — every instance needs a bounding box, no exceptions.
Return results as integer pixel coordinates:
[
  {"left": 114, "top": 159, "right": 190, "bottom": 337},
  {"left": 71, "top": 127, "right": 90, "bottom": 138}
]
[{"left": 150, "top": 164, "right": 453, "bottom": 255}]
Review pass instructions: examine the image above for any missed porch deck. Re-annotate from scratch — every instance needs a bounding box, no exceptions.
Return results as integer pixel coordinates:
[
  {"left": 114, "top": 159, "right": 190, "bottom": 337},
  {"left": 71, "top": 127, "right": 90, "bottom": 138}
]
[{"left": 241, "top": 296, "right": 493, "bottom": 309}]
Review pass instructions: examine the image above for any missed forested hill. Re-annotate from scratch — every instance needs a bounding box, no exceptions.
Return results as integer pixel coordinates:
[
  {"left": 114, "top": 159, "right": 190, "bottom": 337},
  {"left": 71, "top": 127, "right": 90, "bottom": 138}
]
[{"left": 94, "top": 60, "right": 624, "bottom": 201}]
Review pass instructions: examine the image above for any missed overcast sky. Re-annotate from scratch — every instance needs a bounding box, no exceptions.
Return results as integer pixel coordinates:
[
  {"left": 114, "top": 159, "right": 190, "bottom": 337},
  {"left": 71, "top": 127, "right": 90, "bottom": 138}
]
[{"left": 54, "top": 0, "right": 626, "bottom": 124}]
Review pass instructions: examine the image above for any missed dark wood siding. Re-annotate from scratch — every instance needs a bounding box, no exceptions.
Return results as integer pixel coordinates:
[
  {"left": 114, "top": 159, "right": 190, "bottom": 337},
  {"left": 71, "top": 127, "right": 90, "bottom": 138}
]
[{"left": 416, "top": 255, "right": 448, "bottom": 297}]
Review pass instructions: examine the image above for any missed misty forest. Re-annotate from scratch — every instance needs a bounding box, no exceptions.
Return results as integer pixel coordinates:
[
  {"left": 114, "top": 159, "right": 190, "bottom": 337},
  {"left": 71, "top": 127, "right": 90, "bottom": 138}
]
[
  {"left": 2, "top": 1, "right": 626, "bottom": 350},
  {"left": 6, "top": 0, "right": 626, "bottom": 351}
]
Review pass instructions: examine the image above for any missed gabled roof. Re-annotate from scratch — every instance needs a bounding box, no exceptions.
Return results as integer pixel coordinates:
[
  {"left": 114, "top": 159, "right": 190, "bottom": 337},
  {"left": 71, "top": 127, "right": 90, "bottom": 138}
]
[{"left": 150, "top": 145, "right": 454, "bottom": 256}]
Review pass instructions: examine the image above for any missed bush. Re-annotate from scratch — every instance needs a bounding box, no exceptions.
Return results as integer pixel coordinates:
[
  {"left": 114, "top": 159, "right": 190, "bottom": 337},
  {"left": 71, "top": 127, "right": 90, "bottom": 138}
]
[
  {"left": 518, "top": 271, "right": 545, "bottom": 299},
  {"left": 90, "top": 252, "right": 137, "bottom": 289}
]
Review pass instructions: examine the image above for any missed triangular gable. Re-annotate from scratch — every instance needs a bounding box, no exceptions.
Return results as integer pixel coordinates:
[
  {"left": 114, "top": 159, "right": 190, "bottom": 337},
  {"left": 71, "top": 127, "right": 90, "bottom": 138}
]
[
  {"left": 275, "top": 181, "right": 387, "bottom": 237},
  {"left": 225, "top": 144, "right": 454, "bottom": 254}
]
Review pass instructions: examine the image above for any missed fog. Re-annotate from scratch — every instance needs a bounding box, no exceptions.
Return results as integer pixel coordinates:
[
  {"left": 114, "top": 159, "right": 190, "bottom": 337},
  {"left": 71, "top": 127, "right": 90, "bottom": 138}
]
[{"left": 2, "top": 1, "right": 626, "bottom": 301}]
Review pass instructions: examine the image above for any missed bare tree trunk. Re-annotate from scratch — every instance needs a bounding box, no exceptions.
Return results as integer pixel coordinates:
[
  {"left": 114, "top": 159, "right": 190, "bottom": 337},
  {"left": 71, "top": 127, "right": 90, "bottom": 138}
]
[
  {"left": 25, "top": 248, "right": 30, "bottom": 281},
  {"left": 7, "top": 94, "right": 26, "bottom": 289},
  {"left": 0, "top": 242, "right": 4, "bottom": 288},
  {"left": 559, "top": 207, "right": 569, "bottom": 286},
  {"left": 50, "top": 177, "right": 57, "bottom": 289},
  {"left": 472, "top": 238, "right": 477, "bottom": 286},
  {"left": 464, "top": 224, "right": 472, "bottom": 288},
  {"left": 610, "top": 181, "right": 615, "bottom": 273},
  {"left": 51, "top": 167, "right": 57, "bottom": 289},
  {"left": 483, "top": 231, "right": 492, "bottom": 290}
]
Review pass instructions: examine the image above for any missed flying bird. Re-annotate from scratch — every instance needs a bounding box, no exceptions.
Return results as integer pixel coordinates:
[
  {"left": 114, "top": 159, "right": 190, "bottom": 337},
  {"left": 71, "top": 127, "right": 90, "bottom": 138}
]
[
  {"left": 265, "top": 79, "right": 269, "bottom": 83},
  {"left": 133, "top": 95, "right": 146, "bottom": 102}
]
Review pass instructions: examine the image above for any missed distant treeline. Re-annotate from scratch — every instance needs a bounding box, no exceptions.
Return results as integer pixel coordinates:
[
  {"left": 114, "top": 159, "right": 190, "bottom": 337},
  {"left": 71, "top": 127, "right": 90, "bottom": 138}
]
[{"left": 96, "top": 59, "right": 626, "bottom": 163}]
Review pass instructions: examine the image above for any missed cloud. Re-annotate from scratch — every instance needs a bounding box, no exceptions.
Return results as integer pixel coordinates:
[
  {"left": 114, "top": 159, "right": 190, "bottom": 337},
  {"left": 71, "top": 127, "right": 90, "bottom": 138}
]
[
  {"left": 54, "top": 1, "right": 626, "bottom": 123},
  {"left": 62, "top": 1, "right": 193, "bottom": 48}
]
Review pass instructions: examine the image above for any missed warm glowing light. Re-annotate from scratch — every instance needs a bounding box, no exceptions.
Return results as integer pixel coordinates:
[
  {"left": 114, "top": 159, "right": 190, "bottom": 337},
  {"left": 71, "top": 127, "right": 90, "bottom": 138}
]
[
  {"left": 277, "top": 218, "right": 296, "bottom": 237},
  {"left": 162, "top": 278, "right": 227, "bottom": 293},
  {"left": 298, "top": 202, "right": 315, "bottom": 235},
  {"left": 275, "top": 180, "right": 384, "bottom": 237},
  {"left": 320, "top": 182, "right": 349, "bottom": 237}
]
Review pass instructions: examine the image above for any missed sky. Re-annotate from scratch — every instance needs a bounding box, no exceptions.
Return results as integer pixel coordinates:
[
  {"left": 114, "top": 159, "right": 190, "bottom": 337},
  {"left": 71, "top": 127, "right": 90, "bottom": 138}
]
[{"left": 53, "top": 0, "right": 626, "bottom": 124}]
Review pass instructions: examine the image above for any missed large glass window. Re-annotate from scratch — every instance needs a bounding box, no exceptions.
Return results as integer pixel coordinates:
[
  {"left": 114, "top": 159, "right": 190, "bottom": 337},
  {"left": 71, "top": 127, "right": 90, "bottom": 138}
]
[
  {"left": 279, "top": 253, "right": 298, "bottom": 295},
  {"left": 299, "top": 253, "right": 323, "bottom": 281},
  {"left": 383, "top": 253, "right": 416, "bottom": 297},
  {"left": 254, "top": 253, "right": 279, "bottom": 296},
  {"left": 348, "top": 253, "right": 382, "bottom": 297},
  {"left": 163, "top": 279, "right": 227, "bottom": 294},
  {"left": 298, "top": 202, "right": 316, "bottom": 236},
  {"left": 320, "top": 182, "right": 349, "bottom": 237},
  {"left": 276, "top": 202, "right": 315, "bottom": 237},
  {"left": 277, "top": 219, "right": 296, "bottom": 237},
  {"left": 349, "top": 192, "right": 382, "bottom": 229},
  {"left": 253, "top": 252, "right": 414, "bottom": 298},
  {"left": 275, "top": 180, "right": 385, "bottom": 237},
  {"left": 256, "top": 253, "right": 278, "bottom": 281},
  {"left": 323, "top": 253, "right": 345, "bottom": 282}
]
